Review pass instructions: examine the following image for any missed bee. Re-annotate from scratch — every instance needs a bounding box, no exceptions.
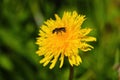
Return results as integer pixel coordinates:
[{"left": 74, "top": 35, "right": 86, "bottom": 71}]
[{"left": 52, "top": 27, "right": 66, "bottom": 34}]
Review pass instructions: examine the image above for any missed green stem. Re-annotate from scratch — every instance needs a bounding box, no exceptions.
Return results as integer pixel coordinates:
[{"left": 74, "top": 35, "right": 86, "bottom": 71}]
[{"left": 69, "top": 65, "right": 74, "bottom": 80}]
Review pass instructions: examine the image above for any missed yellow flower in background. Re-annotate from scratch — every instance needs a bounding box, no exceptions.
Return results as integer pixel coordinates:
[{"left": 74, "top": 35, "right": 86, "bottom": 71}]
[{"left": 36, "top": 11, "right": 96, "bottom": 69}]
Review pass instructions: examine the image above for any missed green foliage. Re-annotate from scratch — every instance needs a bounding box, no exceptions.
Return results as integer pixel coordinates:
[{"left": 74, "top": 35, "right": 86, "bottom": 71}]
[{"left": 0, "top": 0, "right": 120, "bottom": 80}]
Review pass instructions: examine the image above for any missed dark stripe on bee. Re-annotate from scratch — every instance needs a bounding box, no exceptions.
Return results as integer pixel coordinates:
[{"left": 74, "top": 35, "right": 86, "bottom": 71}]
[{"left": 52, "top": 27, "right": 66, "bottom": 34}]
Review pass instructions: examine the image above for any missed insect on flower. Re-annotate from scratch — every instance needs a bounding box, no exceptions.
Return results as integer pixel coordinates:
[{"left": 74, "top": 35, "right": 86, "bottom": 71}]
[
  {"left": 36, "top": 11, "right": 96, "bottom": 69},
  {"left": 52, "top": 27, "right": 66, "bottom": 34}
]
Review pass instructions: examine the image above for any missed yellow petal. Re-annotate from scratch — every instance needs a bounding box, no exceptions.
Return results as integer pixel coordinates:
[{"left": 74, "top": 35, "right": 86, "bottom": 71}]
[
  {"left": 55, "top": 14, "right": 61, "bottom": 21},
  {"left": 59, "top": 53, "right": 64, "bottom": 68},
  {"left": 80, "top": 28, "right": 92, "bottom": 36},
  {"left": 79, "top": 43, "right": 94, "bottom": 51},
  {"left": 81, "top": 36, "right": 96, "bottom": 42},
  {"left": 43, "top": 60, "right": 50, "bottom": 66},
  {"left": 68, "top": 58, "right": 73, "bottom": 66},
  {"left": 49, "top": 58, "right": 57, "bottom": 69},
  {"left": 76, "top": 56, "right": 82, "bottom": 65}
]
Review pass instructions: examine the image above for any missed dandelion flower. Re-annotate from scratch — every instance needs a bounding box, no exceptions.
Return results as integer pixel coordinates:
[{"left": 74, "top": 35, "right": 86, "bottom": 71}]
[{"left": 36, "top": 11, "right": 96, "bottom": 69}]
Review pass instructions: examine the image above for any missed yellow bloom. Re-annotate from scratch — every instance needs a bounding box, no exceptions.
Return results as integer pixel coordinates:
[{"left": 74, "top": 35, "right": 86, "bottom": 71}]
[{"left": 36, "top": 11, "right": 96, "bottom": 69}]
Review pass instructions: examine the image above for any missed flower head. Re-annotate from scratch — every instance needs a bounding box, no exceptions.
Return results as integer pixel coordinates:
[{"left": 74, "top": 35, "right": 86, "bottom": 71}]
[{"left": 36, "top": 11, "right": 96, "bottom": 69}]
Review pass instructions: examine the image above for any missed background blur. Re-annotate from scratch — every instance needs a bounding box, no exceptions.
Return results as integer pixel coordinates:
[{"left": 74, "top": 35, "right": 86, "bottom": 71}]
[{"left": 0, "top": 0, "right": 120, "bottom": 80}]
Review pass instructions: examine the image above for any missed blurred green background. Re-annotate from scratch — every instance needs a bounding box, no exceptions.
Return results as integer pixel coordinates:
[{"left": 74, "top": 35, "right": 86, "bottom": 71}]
[{"left": 0, "top": 0, "right": 120, "bottom": 80}]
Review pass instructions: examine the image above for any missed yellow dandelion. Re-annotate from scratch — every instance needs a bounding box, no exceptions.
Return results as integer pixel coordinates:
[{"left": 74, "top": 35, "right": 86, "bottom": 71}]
[{"left": 36, "top": 11, "right": 96, "bottom": 69}]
